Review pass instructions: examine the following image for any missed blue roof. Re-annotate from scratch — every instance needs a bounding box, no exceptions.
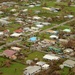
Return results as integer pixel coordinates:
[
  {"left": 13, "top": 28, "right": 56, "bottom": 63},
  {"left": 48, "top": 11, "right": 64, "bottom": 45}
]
[{"left": 30, "top": 37, "right": 37, "bottom": 42}]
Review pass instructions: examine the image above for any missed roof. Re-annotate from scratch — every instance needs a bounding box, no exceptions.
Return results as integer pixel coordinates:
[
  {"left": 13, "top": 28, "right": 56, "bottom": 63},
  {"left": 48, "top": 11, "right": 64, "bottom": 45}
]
[
  {"left": 36, "top": 61, "right": 46, "bottom": 66},
  {"left": 0, "top": 32, "right": 4, "bottom": 35},
  {"left": 30, "top": 37, "right": 37, "bottom": 42},
  {"left": 10, "top": 33, "right": 22, "bottom": 37},
  {"left": 50, "top": 35, "right": 58, "bottom": 39},
  {"left": 33, "top": 16, "right": 41, "bottom": 20},
  {"left": 43, "top": 54, "right": 60, "bottom": 60},
  {"left": 26, "top": 60, "right": 33, "bottom": 64},
  {"left": 42, "top": 39, "right": 56, "bottom": 44},
  {"left": 11, "top": 47, "right": 21, "bottom": 51},
  {"left": 46, "top": 30, "right": 57, "bottom": 33},
  {"left": 64, "top": 48, "right": 73, "bottom": 53},
  {"left": 63, "top": 60, "right": 75, "bottom": 67},
  {"left": 15, "top": 29, "right": 23, "bottom": 33},
  {"left": 63, "top": 29, "right": 71, "bottom": 32},
  {"left": 3, "top": 50, "right": 16, "bottom": 57},
  {"left": 24, "top": 66, "right": 41, "bottom": 74},
  {"left": 42, "top": 64, "right": 49, "bottom": 69}
]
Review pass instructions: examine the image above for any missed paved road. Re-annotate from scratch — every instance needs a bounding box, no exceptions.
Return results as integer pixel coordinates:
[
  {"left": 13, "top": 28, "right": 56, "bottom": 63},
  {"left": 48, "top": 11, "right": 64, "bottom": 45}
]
[
  {"left": 0, "top": 18, "right": 75, "bottom": 49},
  {"left": 40, "top": 18, "right": 75, "bottom": 34},
  {"left": 0, "top": 40, "right": 21, "bottom": 49}
]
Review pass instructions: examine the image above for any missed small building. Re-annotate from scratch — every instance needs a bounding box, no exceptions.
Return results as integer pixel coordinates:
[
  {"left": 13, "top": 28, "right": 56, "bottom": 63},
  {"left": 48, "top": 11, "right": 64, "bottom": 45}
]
[
  {"left": 63, "top": 60, "right": 75, "bottom": 68},
  {"left": 26, "top": 60, "right": 33, "bottom": 65},
  {"left": 23, "top": 66, "right": 41, "bottom": 75}
]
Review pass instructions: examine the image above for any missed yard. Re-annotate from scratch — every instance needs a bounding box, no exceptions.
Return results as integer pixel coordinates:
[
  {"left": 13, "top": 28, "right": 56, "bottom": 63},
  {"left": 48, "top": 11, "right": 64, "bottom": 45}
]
[
  {"left": 0, "top": 51, "right": 45, "bottom": 75},
  {"left": 26, "top": 51, "right": 45, "bottom": 60},
  {"left": 0, "top": 57, "right": 25, "bottom": 75}
]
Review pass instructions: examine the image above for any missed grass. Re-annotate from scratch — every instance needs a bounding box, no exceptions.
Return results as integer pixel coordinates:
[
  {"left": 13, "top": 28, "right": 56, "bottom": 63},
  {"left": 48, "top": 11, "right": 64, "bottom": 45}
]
[
  {"left": 0, "top": 57, "right": 25, "bottom": 75},
  {"left": 0, "top": 62, "right": 25, "bottom": 75},
  {"left": 61, "top": 67, "right": 70, "bottom": 75},
  {"left": 0, "top": 0, "right": 75, "bottom": 75},
  {"left": 0, "top": 51, "right": 45, "bottom": 75},
  {"left": 53, "top": 25, "right": 71, "bottom": 30},
  {"left": 26, "top": 51, "right": 45, "bottom": 60}
]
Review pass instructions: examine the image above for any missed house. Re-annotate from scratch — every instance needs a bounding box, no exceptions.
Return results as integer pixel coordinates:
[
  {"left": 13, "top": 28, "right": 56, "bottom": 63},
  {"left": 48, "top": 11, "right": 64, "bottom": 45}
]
[
  {"left": 42, "top": 7, "right": 50, "bottom": 11},
  {"left": 10, "top": 33, "right": 22, "bottom": 37},
  {"left": 41, "top": 39, "right": 56, "bottom": 45},
  {"left": 0, "top": 11, "right": 4, "bottom": 14},
  {"left": 3, "top": 50, "right": 17, "bottom": 59},
  {"left": 43, "top": 54, "right": 60, "bottom": 60},
  {"left": 23, "top": 66, "right": 41, "bottom": 75},
  {"left": 42, "top": 64, "right": 49, "bottom": 69},
  {"left": 29, "top": 37, "right": 39, "bottom": 42},
  {"left": 0, "top": 32, "right": 4, "bottom": 36},
  {"left": 48, "top": 46, "right": 62, "bottom": 54},
  {"left": 33, "top": 16, "right": 41, "bottom": 20},
  {"left": 15, "top": 28, "right": 23, "bottom": 33},
  {"left": 46, "top": 30, "right": 58, "bottom": 34},
  {"left": 63, "top": 29, "right": 71, "bottom": 33},
  {"left": 10, "top": 9, "right": 16, "bottom": 12},
  {"left": 63, "top": 60, "right": 75, "bottom": 68},
  {"left": 63, "top": 48, "right": 73, "bottom": 54},
  {"left": 36, "top": 61, "right": 49, "bottom": 69},
  {"left": 22, "top": 9, "right": 28, "bottom": 12},
  {"left": 56, "top": 0, "right": 61, "bottom": 3},
  {"left": 59, "top": 39, "right": 68, "bottom": 44},
  {"left": 11, "top": 46, "right": 21, "bottom": 52},
  {"left": 36, "top": 61, "right": 46, "bottom": 66},
  {"left": 50, "top": 35, "right": 59, "bottom": 39},
  {"left": 36, "top": 24, "right": 44, "bottom": 28},
  {"left": 64, "top": 15, "right": 74, "bottom": 19},
  {"left": 31, "top": 27, "right": 39, "bottom": 31}
]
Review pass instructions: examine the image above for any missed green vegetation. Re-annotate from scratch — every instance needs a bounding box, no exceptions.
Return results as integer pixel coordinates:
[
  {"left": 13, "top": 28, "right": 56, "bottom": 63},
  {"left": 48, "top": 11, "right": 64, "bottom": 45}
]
[
  {"left": 1, "top": 62, "right": 25, "bottom": 75},
  {"left": 26, "top": 51, "right": 45, "bottom": 60},
  {"left": 61, "top": 67, "right": 70, "bottom": 75}
]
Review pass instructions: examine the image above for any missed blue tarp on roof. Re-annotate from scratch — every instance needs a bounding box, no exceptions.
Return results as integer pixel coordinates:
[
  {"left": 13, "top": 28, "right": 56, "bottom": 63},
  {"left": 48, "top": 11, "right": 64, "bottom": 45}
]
[{"left": 30, "top": 37, "right": 37, "bottom": 42}]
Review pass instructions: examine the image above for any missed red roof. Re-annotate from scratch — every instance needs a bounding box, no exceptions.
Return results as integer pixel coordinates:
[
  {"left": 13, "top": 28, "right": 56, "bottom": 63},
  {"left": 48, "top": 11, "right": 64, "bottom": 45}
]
[
  {"left": 15, "top": 29, "right": 23, "bottom": 33},
  {"left": 3, "top": 50, "right": 16, "bottom": 57}
]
